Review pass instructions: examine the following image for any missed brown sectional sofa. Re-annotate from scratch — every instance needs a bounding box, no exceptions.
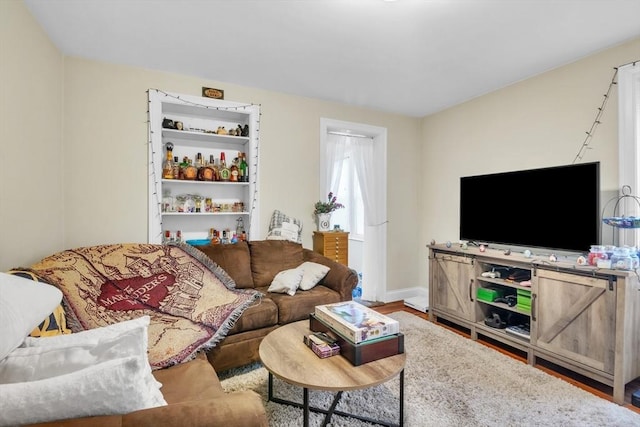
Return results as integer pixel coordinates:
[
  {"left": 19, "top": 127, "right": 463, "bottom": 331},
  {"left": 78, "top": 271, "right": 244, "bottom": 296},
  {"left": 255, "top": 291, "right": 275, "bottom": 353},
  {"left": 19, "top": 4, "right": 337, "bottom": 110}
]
[
  {"left": 195, "top": 239, "right": 359, "bottom": 371},
  {"left": 18, "top": 239, "right": 357, "bottom": 427},
  {"left": 28, "top": 354, "right": 269, "bottom": 427}
]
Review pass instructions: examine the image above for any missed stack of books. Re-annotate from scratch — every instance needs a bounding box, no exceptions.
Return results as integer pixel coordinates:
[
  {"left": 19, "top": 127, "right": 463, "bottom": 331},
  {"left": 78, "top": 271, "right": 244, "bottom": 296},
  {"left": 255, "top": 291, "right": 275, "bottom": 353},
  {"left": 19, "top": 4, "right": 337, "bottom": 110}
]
[
  {"left": 303, "top": 332, "right": 341, "bottom": 358},
  {"left": 309, "top": 301, "right": 404, "bottom": 366}
]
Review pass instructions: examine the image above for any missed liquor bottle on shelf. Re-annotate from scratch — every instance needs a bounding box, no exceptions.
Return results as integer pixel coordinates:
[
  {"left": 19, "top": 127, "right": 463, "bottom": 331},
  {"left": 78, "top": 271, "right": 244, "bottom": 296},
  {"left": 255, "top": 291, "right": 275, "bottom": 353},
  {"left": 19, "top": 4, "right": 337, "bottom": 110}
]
[
  {"left": 197, "top": 153, "right": 215, "bottom": 181},
  {"left": 240, "top": 152, "right": 248, "bottom": 182},
  {"left": 195, "top": 152, "right": 204, "bottom": 170},
  {"left": 209, "top": 155, "right": 218, "bottom": 181},
  {"left": 162, "top": 143, "right": 175, "bottom": 179},
  {"left": 211, "top": 155, "right": 220, "bottom": 181},
  {"left": 230, "top": 155, "right": 239, "bottom": 182},
  {"left": 172, "top": 156, "right": 180, "bottom": 179},
  {"left": 183, "top": 158, "right": 198, "bottom": 180},
  {"left": 178, "top": 156, "right": 189, "bottom": 180},
  {"left": 219, "top": 152, "right": 231, "bottom": 181}
]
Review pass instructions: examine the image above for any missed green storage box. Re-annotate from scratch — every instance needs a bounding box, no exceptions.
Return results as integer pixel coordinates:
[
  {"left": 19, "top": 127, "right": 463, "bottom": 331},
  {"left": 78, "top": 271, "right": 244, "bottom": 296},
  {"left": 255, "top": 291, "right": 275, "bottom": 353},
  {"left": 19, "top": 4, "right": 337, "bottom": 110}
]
[
  {"left": 477, "top": 287, "right": 505, "bottom": 303},
  {"left": 517, "top": 289, "right": 531, "bottom": 313}
]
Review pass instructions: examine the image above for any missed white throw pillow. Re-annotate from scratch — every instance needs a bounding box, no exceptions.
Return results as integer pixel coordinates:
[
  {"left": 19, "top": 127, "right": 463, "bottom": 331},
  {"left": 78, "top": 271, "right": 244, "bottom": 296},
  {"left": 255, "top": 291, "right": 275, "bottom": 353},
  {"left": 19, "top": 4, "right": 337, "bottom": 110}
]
[
  {"left": 267, "top": 268, "right": 304, "bottom": 296},
  {"left": 267, "top": 210, "right": 303, "bottom": 243},
  {"left": 0, "top": 356, "right": 164, "bottom": 426},
  {"left": 21, "top": 315, "right": 149, "bottom": 349},
  {"left": 0, "top": 315, "right": 166, "bottom": 425},
  {"left": 0, "top": 272, "right": 62, "bottom": 360},
  {"left": 298, "top": 262, "right": 331, "bottom": 291},
  {"left": 1, "top": 317, "right": 151, "bottom": 384}
]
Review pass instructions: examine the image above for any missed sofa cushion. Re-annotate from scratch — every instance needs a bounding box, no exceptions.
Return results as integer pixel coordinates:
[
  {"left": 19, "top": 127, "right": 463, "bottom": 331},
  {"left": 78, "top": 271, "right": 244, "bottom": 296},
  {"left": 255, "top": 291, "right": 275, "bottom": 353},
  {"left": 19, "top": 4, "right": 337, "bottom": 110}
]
[
  {"left": 194, "top": 241, "right": 254, "bottom": 288},
  {"left": 227, "top": 298, "right": 278, "bottom": 335},
  {"left": 152, "top": 355, "right": 223, "bottom": 403},
  {"left": 262, "top": 285, "right": 342, "bottom": 324},
  {"left": 249, "top": 240, "right": 304, "bottom": 287}
]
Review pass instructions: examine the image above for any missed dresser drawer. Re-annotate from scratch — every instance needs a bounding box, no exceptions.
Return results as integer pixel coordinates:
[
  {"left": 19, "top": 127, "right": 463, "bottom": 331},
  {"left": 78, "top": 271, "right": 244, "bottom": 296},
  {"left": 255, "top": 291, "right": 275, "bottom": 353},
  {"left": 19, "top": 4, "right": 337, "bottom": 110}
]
[{"left": 313, "top": 231, "right": 349, "bottom": 266}]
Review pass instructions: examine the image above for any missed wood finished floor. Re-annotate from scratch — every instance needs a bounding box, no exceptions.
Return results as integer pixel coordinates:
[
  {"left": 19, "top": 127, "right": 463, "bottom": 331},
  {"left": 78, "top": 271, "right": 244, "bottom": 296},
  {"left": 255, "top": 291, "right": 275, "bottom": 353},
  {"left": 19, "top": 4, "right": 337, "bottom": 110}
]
[{"left": 372, "top": 301, "right": 640, "bottom": 414}]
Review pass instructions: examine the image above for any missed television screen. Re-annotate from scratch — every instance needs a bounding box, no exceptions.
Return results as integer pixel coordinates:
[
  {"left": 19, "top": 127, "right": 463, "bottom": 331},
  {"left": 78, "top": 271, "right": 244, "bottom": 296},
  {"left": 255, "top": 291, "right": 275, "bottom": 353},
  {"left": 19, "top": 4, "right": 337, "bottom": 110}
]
[{"left": 459, "top": 162, "right": 600, "bottom": 253}]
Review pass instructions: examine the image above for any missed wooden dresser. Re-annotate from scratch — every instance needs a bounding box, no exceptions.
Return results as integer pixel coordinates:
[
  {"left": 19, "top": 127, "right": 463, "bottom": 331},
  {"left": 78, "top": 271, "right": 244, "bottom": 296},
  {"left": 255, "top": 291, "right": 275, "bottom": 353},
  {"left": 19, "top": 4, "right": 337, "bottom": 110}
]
[{"left": 313, "top": 231, "right": 349, "bottom": 265}]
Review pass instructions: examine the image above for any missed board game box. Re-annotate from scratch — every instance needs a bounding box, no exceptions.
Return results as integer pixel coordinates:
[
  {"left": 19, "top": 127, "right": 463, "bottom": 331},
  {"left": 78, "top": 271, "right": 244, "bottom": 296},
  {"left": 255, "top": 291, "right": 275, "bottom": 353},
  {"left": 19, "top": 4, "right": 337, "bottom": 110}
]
[{"left": 314, "top": 301, "right": 400, "bottom": 344}]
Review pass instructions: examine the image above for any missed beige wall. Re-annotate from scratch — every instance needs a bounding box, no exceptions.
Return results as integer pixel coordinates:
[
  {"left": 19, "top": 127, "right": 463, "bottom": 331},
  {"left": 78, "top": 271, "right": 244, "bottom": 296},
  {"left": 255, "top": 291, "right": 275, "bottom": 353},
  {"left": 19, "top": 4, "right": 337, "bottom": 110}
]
[
  {"left": 2, "top": 1, "right": 422, "bottom": 298},
  {"left": 61, "top": 59, "right": 422, "bottom": 297},
  {"left": 0, "top": 0, "right": 64, "bottom": 270},
  {"left": 4, "top": 0, "right": 639, "bottom": 301},
  {"left": 419, "top": 37, "right": 640, "bottom": 287}
]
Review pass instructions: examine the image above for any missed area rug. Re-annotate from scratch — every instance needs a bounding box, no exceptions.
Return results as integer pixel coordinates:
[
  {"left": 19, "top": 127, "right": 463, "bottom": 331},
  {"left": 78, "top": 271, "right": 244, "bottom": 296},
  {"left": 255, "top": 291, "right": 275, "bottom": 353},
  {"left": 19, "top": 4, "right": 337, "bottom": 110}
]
[{"left": 219, "top": 311, "right": 640, "bottom": 426}]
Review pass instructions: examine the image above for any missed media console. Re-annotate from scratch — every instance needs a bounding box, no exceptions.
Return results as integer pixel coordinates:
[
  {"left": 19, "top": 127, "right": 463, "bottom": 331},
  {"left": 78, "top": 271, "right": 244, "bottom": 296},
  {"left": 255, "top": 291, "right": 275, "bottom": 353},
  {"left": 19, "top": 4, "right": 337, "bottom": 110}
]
[{"left": 428, "top": 243, "right": 640, "bottom": 405}]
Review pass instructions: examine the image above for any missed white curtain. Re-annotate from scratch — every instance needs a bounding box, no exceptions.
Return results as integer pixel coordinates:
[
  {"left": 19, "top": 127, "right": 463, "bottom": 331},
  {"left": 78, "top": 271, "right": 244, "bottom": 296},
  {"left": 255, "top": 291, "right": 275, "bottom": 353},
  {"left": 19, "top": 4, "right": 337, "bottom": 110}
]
[
  {"left": 618, "top": 62, "right": 640, "bottom": 245},
  {"left": 324, "top": 133, "right": 387, "bottom": 302},
  {"left": 325, "top": 134, "right": 347, "bottom": 197}
]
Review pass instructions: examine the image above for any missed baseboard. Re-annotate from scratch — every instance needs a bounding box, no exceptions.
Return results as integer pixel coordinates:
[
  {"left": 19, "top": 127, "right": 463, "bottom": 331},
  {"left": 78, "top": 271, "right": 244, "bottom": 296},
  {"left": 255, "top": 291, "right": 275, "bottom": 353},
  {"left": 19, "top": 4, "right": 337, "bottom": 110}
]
[{"left": 404, "top": 296, "right": 429, "bottom": 313}]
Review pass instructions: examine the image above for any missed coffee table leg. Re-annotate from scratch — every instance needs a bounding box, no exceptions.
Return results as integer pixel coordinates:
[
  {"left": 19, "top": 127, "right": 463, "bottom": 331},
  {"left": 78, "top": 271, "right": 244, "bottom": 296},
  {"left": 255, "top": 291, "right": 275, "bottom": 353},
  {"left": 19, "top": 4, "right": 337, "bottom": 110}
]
[
  {"left": 268, "top": 372, "right": 274, "bottom": 401},
  {"left": 303, "top": 387, "right": 309, "bottom": 427},
  {"left": 399, "top": 369, "right": 404, "bottom": 427}
]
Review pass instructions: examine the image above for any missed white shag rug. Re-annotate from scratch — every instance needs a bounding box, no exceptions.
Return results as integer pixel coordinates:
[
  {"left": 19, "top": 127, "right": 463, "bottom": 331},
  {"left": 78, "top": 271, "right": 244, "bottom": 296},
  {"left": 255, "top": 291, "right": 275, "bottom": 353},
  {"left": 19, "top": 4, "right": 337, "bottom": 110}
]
[{"left": 219, "top": 311, "right": 640, "bottom": 426}]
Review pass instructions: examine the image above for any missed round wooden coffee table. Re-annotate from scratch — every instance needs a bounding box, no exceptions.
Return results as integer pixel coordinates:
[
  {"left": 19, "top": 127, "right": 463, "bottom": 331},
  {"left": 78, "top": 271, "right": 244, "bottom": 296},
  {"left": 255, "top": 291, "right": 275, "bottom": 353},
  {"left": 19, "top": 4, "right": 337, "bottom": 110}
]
[{"left": 259, "top": 320, "right": 406, "bottom": 427}]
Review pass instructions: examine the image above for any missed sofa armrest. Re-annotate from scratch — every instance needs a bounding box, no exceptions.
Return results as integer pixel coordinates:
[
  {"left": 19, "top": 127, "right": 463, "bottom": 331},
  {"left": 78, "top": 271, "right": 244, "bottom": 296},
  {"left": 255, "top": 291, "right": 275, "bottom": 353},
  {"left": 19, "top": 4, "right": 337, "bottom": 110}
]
[
  {"left": 303, "top": 249, "right": 358, "bottom": 301},
  {"left": 24, "top": 391, "right": 268, "bottom": 427}
]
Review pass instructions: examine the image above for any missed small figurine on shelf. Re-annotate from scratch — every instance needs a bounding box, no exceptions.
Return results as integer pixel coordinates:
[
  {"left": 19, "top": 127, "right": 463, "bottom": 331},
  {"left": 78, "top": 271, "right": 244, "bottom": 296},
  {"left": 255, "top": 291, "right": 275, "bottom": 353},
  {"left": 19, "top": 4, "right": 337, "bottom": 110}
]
[
  {"left": 241, "top": 124, "right": 249, "bottom": 136},
  {"left": 216, "top": 126, "right": 228, "bottom": 135}
]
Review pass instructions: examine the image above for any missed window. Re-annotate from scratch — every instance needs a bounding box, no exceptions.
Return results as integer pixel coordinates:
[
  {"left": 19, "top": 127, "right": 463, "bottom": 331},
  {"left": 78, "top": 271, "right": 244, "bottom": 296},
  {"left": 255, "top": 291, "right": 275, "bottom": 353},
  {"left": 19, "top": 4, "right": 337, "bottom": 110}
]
[{"left": 332, "top": 154, "right": 364, "bottom": 239}]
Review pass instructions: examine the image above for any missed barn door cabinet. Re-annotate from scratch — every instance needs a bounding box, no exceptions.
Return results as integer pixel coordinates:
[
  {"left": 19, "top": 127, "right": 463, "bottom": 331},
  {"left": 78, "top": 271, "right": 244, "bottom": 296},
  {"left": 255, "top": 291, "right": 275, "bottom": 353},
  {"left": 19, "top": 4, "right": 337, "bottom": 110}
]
[
  {"left": 428, "top": 244, "right": 640, "bottom": 405},
  {"left": 429, "top": 251, "right": 475, "bottom": 323}
]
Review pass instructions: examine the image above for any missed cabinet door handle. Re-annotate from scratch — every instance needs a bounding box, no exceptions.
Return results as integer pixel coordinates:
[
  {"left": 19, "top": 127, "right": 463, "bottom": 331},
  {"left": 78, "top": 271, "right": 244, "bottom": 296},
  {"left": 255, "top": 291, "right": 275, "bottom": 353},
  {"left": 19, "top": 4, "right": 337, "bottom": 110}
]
[
  {"left": 531, "top": 293, "right": 537, "bottom": 322},
  {"left": 469, "top": 279, "right": 474, "bottom": 302}
]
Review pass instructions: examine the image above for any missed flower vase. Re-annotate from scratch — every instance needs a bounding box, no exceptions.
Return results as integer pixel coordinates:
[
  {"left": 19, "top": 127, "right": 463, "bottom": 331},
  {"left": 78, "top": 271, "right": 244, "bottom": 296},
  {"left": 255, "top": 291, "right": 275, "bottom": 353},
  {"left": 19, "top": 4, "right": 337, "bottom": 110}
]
[{"left": 316, "top": 213, "right": 331, "bottom": 231}]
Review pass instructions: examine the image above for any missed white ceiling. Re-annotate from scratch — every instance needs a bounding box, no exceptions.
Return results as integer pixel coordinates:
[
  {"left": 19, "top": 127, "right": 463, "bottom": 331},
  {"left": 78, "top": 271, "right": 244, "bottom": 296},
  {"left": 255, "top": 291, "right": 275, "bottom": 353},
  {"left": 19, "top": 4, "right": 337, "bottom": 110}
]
[{"left": 24, "top": 0, "right": 640, "bottom": 117}]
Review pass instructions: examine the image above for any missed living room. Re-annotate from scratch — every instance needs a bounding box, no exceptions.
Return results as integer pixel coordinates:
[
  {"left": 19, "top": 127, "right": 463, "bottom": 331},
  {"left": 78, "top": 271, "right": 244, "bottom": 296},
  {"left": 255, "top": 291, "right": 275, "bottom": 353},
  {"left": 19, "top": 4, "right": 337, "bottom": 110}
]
[
  {"left": 2, "top": 1, "right": 640, "bottom": 424},
  {"left": 1, "top": 0, "right": 639, "bottom": 300}
]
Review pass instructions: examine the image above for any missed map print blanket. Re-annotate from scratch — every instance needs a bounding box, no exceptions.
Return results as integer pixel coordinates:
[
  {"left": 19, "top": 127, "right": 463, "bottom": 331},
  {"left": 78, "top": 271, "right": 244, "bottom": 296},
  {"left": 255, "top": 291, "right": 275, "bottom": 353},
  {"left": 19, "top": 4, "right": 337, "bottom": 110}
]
[{"left": 27, "top": 243, "right": 261, "bottom": 369}]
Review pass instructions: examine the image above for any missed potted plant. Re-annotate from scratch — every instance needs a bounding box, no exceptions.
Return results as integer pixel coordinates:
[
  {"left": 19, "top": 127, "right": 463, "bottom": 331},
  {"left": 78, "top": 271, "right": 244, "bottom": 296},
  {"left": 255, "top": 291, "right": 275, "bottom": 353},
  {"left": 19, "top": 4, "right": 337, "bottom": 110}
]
[{"left": 314, "top": 192, "right": 344, "bottom": 231}]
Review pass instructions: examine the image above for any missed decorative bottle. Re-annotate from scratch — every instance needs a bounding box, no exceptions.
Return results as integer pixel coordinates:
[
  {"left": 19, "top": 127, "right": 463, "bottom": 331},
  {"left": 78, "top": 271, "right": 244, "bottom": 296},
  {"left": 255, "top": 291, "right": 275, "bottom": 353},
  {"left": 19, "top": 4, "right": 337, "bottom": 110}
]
[
  {"left": 162, "top": 143, "right": 174, "bottom": 179},
  {"left": 172, "top": 156, "right": 180, "bottom": 179},
  {"left": 230, "top": 155, "right": 239, "bottom": 182},
  {"left": 240, "top": 152, "right": 248, "bottom": 182},
  {"left": 183, "top": 158, "right": 198, "bottom": 180},
  {"left": 219, "top": 152, "right": 231, "bottom": 181}
]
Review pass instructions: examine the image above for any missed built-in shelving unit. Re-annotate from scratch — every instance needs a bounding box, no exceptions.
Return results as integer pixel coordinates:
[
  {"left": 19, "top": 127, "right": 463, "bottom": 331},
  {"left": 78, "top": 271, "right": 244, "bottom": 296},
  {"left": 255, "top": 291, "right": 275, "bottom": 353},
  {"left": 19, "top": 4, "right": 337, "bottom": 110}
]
[{"left": 147, "top": 90, "right": 260, "bottom": 243}]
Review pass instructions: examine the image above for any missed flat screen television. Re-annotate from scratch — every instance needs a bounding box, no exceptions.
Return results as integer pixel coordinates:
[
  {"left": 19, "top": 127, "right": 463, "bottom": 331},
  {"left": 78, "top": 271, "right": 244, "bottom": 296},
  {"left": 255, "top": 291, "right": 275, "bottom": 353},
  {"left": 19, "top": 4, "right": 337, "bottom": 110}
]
[{"left": 459, "top": 162, "right": 600, "bottom": 253}]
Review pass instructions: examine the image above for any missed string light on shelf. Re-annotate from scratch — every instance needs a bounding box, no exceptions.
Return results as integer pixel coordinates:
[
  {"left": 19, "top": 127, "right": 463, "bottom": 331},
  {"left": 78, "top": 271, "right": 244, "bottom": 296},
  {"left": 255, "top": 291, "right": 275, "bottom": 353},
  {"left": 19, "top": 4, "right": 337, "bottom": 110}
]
[{"left": 146, "top": 88, "right": 262, "bottom": 243}]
